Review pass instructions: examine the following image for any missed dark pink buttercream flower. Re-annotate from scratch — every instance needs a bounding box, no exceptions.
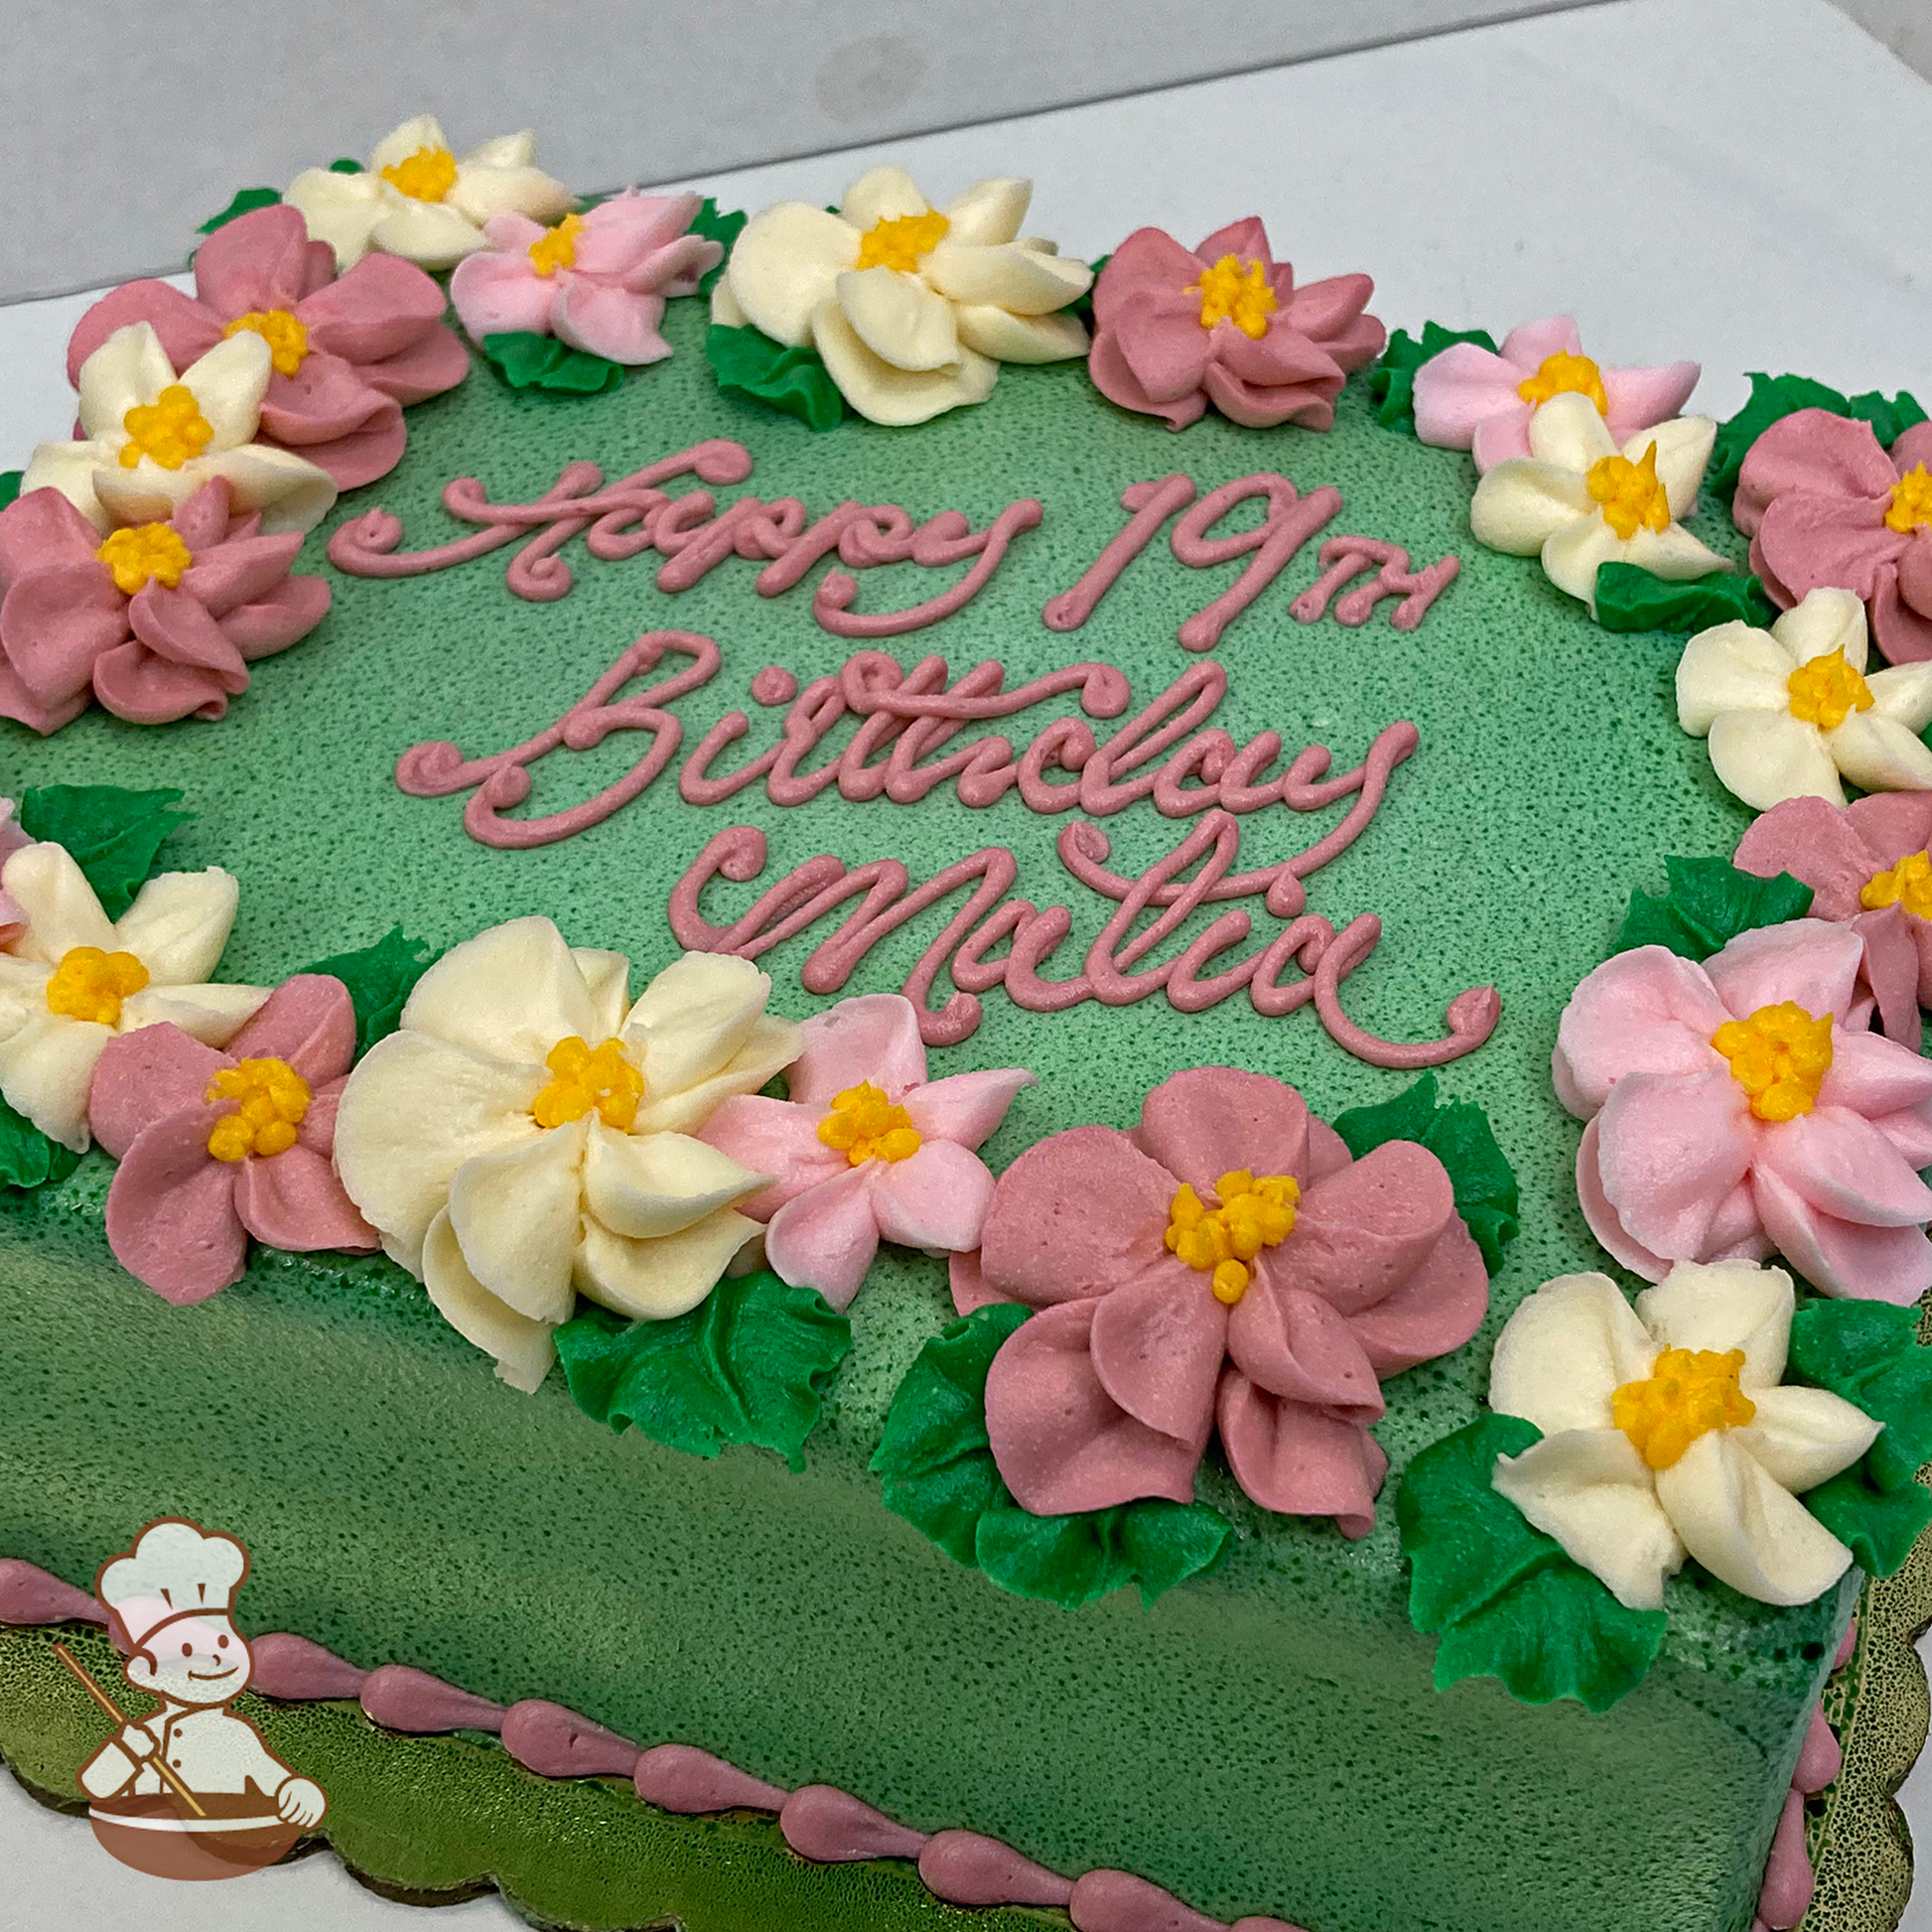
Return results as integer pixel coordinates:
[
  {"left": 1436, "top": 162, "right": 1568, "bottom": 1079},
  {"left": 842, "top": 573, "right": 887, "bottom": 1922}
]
[
  {"left": 66, "top": 205, "right": 470, "bottom": 490},
  {"left": 1735, "top": 792, "right": 1932, "bottom": 1050},
  {"left": 1088, "top": 219, "right": 1384, "bottom": 433},
  {"left": 450, "top": 190, "right": 723, "bottom": 366},
  {"left": 0, "top": 478, "right": 330, "bottom": 733},
  {"left": 1734, "top": 408, "right": 1932, "bottom": 664},
  {"left": 89, "top": 974, "right": 377, "bottom": 1306},
  {"left": 958, "top": 1067, "right": 1486, "bottom": 1537}
]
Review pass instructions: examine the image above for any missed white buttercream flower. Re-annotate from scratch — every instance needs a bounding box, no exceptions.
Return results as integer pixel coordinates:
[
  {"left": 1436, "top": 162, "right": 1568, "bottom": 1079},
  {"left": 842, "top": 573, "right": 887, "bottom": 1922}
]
[
  {"left": 1468, "top": 391, "right": 1727, "bottom": 613},
  {"left": 1676, "top": 586, "right": 1932, "bottom": 810},
  {"left": 332, "top": 918, "right": 802, "bottom": 1393},
  {"left": 1489, "top": 1263, "right": 1879, "bottom": 1610},
  {"left": 285, "top": 116, "right": 575, "bottom": 271},
  {"left": 0, "top": 843, "right": 266, "bottom": 1152},
  {"left": 716, "top": 165, "right": 1093, "bottom": 427},
  {"left": 21, "top": 324, "right": 337, "bottom": 537}
]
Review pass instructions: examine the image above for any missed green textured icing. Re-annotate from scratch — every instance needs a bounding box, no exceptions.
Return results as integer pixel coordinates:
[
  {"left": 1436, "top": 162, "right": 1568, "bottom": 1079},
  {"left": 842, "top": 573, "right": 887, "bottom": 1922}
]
[
  {"left": 1367, "top": 322, "right": 1498, "bottom": 432},
  {"left": 480, "top": 332, "right": 626, "bottom": 396},
  {"left": 0, "top": 291, "right": 1861, "bottom": 1932},
  {"left": 1613, "top": 855, "right": 1815, "bottom": 962},
  {"left": 872, "top": 1303, "right": 1232, "bottom": 1609},
  {"left": 1592, "top": 562, "right": 1781, "bottom": 635},
  {"left": 1708, "top": 372, "right": 1928, "bottom": 502}
]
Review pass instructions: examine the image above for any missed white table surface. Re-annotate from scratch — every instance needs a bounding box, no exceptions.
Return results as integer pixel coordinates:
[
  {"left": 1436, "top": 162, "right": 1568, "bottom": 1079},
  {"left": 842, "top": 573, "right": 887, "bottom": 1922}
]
[{"left": 2, "top": 0, "right": 1930, "bottom": 1925}]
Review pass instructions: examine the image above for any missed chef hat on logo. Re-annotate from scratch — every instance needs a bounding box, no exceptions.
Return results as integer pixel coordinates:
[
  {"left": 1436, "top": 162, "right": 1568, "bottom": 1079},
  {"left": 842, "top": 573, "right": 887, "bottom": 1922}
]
[{"left": 97, "top": 1520, "right": 248, "bottom": 1652}]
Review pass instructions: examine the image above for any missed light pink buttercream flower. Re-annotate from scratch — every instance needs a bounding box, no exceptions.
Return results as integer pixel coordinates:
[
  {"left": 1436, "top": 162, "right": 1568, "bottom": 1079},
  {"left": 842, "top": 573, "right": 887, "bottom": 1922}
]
[
  {"left": 699, "top": 994, "right": 1034, "bottom": 1310},
  {"left": 67, "top": 205, "right": 469, "bottom": 491},
  {"left": 1735, "top": 793, "right": 1932, "bottom": 1051},
  {"left": 1555, "top": 921, "right": 1932, "bottom": 1304},
  {"left": 0, "top": 478, "right": 329, "bottom": 733},
  {"left": 1734, "top": 409, "right": 1932, "bottom": 665},
  {"left": 89, "top": 974, "right": 377, "bottom": 1306},
  {"left": 1413, "top": 316, "right": 1699, "bottom": 473},
  {"left": 450, "top": 191, "right": 724, "bottom": 366},
  {"left": 1088, "top": 219, "right": 1383, "bottom": 433},
  {"left": 960, "top": 1067, "right": 1486, "bottom": 1537}
]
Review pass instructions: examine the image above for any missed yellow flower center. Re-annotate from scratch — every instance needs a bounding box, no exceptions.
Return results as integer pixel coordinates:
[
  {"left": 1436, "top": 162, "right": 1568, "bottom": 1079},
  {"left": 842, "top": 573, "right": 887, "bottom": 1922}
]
[
  {"left": 1191, "top": 255, "right": 1277, "bottom": 340},
  {"left": 46, "top": 946, "right": 149, "bottom": 1028},
  {"left": 1885, "top": 464, "right": 1932, "bottom": 535},
  {"left": 94, "top": 522, "right": 193, "bottom": 597},
  {"left": 1612, "top": 1346, "right": 1755, "bottom": 1470},
  {"left": 527, "top": 211, "right": 586, "bottom": 278},
  {"left": 855, "top": 208, "right": 950, "bottom": 274},
  {"left": 1586, "top": 441, "right": 1672, "bottom": 542},
  {"left": 1862, "top": 849, "right": 1932, "bottom": 919},
  {"left": 381, "top": 144, "right": 459, "bottom": 204},
  {"left": 118, "top": 384, "right": 213, "bottom": 472},
  {"left": 1711, "top": 1001, "right": 1834, "bottom": 1122},
  {"left": 205, "top": 1055, "right": 312, "bottom": 1163},
  {"left": 1785, "top": 645, "right": 1873, "bottom": 732},
  {"left": 816, "top": 1081, "right": 922, "bottom": 1166},
  {"left": 531, "top": 1035, "right": 643, "bottom": 1133},
  {"left": 222, "top": 308, "right": 311, "bottom": 377},
  {"left": 1516, "top": 349, "right": 1608, "bottom": 414},
  {"left": 1165, "top": 1169, "right": 1301, "bottom": 1307}
]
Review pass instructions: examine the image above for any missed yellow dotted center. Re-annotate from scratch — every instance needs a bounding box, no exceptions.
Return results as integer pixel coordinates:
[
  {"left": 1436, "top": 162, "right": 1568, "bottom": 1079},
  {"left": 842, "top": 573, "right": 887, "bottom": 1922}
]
[
  {"left": 381, "top": 144, "right": 458, "bottom": 204},
  {"left": 118, "top": 384, "right": 213, "bottom": 472},
  {"left": 205, "top": 1055, "right": 312, "bottom": 1164},
  {"left": 1786, "top": 645, "right": 1873, "bottom": 732},
  {"left": 1612, "top": 1347, "right": 1756, "bottom": 1470},
  {"left": 855, "top": 208, "right": 950, "bottom": 274},
  {"left": 46, "top": 947, "right": 149, "bottom": 1028},
  {"left": 1711, "top": 1001, "right": 1834, "bottom": 1122},
  {"left": 1586, "top": 441, "right": 1672, "bottom": 542},
  {"left": 1191, "top": 255, "right": 1277, "bottom": 340},
  {"left": 532, "top": 1035, "right": 642, "bottom": 1133},
  {"left": 222, "top": 308, "right": 311, "bottom": 377},
  {"left": 1886, "top": 464, "right": 1932, "bottom": 535},
  {"left": 1863, "top": 849, "right": 1932, "bottom": 919},
  {"left": 94, "top": 522, "right": 193, "bottom": 596},
  {"left": 1516, "top": 349, "right": 1608, "bottom": 414},
  {"left": 1165, "top": 1169, "right": 1301, "bottom": 1307},
  {"left": 816, "top": 1081, "right": 922, "bottom": 1166},
  {"left": 527, "top": 211, "right": 586, "bottom": 278}
]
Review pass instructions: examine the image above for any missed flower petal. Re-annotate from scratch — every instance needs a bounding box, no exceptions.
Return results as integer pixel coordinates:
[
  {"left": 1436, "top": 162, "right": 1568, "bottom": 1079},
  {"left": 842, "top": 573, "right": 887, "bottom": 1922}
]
[
  {"left": 447, "top": 164, "right": 574, "bottom": 229},
  {"left": 1216, "top": 1374, "right": 1385, "bottom": 1536},
  {"left": 624, "top": 950, "right": 776, "bottom": 1100},
  {"left": 368, "top": 198, "right": 488, "bottom": 270},
  {"left": 179, "top": 330, "right": 272, "bottom": 453},
  {"left": 810, "top": 297, "right": 997, "bottom": 427},
  {"left": 1676, "top": 622, "right": 1801, "bottom": 734},
  {"left": 1731, "top": 1384, "right": 1880, "bottom": 1494},
  {"left": 1818, "top": 1024, "right": 1932, "bottom": 1118},
  {"left": 103, "top": 1109, "right": 245, "bottom": 1304},
  {"left": 696, "top": 1093, "right": 842, "bottom": 1219},
  {"left": 1754, "top": 1105, "right": 1932, "bottom": 1228},
  {"left": 941, "top": 178, "right": 1031, "bottom": 247},
  {"left": 1493, "top": 1428, "right": 1684, "bottom": 1610},
  {"left": 785, "top": 994, "right": 925, "bottom": 1109},
  {"left": 1773, "top": 586, "right": 1868, "bottom": 672},
  {"left": 1825, "top": 709, "right": 1932, "bottom": 794},
  {"left": 922, "top": 240, "right": 1090, "bottom": 316},
  {"left": 401, "top": 915, "right": 600, "bottom": 1066},
  {"left": 421, "top": 1205, "right": 556, "bottom": 1393},
  {"left": 1626, "top": 415, "right": 1716, "bottom": 518},
  {"left": 1528, "top": 391, "right": 1619, "bottom": 472},
  {"left": 1601, "top": 361, "right": 1702, "bottom": 442},
  {"left": 1706, "top": 709, "right": 1845, "bottom": 810},
  {"left": 840, "top": 166, "right": 929, "bottom": 227},
  {"left": 901, "top": 1066, "right": 1035, "bottom": 1150},
  {"left": 1224, "top": 1276, "right": 1383, "bottom": 1420},
  {"left": 1469, "top": 459, "right": 1592, "bottom": 555},
  {"left": 727, "top": 204, "right": 860, "bottom": 349},
  {"left": 1633, "top": 1258, "right": 1794, "bottom": 1387},
  {"left": 1539, "top": 513, "right": 1627, "bottom": 607},
  {"left": 1489, "top": 1272, "right": 1658, "bottom": 1436},
  {"left": 1705, "top": 919, "right": 1865, "bottom": 1024},
  {"left": 87, "top": 1022, "right": 229, "bottom": 1159},
  {"left": 869, "top": 1139, "right": 995, "bottom": 1253},
  {"left": 1345, "top": 1216, "right": 1489, "bottom": 1375},
  {"left": 113, "top": 867, "right": 240, "bottom": 984},
  {"left": 951, "top": 304, "right": 1088, "bottom": 364},
  {"left": 629, "top": 1015, "right": 801, "bottom": 1137},
  {"left": 0, "top": 1010, "right": 110, "bottom": 1150},
  {"left": 582, "top": 1119, "right": 764, "bottom": 1240},
  {"left": 370, "top": 115, "right": 452, "bottom": 172},
  {"left": 4, "top": 840, "right": 115, "bottom": 960},
  {"left": 446, "top": 1117, "right": 587, "bottom": 1321},
  {"left": 115, "top": 982, "right": 266, "bottom": 1045},
  {"left": 1133, "top": 1065, "right": 1310, "bottom": 1196},
  {"left": 224, "top": 971, "right": 356, "bottom": 1082},
  {"left": 762, "top": 1165, "right": 881, "bottom": 1311},
  {"left": 1621, "top": 521, "right": 1730, "bottom": 585},
  {"left": 1734, "top": 795, "right": 1878, "bottom": 918},
  {"left": 76, "top": 323, "right": 175, "bottom": 438},
  {"left": 1551, "top": 944, "right": 1730, "bottom": 1117},
  {"left": 1087, "top": 1264, "right": 1227, "bottom": 1441},
  {"left": 1499, "top": 315, "right": 1585, "bottom": 366},
  {"left": 551, "top": 282, "right": 671, "bottom": 366},
  {"left": 1866, "top": 658, "right": 1932, "bottom": 734},
  {"left": 1280, "top": 1139, "right": 1456, "bottom": 1316},
  {"left": 1751, "top": 1161, "right": 1932, "bottom": 1305},
  {"left": 835, "top": 266, "right": 960, "bottom": 373},
  {"left": 1591, "top": 1068, "right": 1755, "bottom": 1263},
  {"left": 1410, "top": 343, "right": 1525, "bottom": 450},
  {"left": 233, "top": 1142, "right": 377, "bottom": 1254},
  {"left": 282, "top": 168, "right": 386, "bottom": 271},
  {"left": 575, "top": 1204, "right": 759, "bottom": 1321}
]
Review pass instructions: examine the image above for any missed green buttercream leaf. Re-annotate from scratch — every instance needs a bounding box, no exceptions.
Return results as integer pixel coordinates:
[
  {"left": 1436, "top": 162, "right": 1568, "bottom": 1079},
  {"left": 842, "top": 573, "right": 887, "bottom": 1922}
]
[
  {"left": 1368, "top": 322, "right": 1499, "bottom": 433},
  {"left": 554, "top": 1272, "right": 851, "bottom": 1472},
  {"left": 1330, "top": 1072, "right": 1520, "bottom": 1275},
  {"left": 0, "top": 472, "right": 21, "bottom": 511},
  {"left": 0, "top": 1091, "right": 80, "bottom": 1194},
  {"left": 196, "top": 186, "right": 282, "bottom": 236},
  {"left": 17, "top": 784, "right": 191, "bottom": 921},
  {"left": 705, "top": 324, "right": 848, "bottom": 431},
  {"left": 1804, "top": 1467, "right": 1932, "bottom": 1579},
  {"left": 1612, "top": 855, "right": 1813, "bottom": 963},
  {"left": 329, "top": 157, "right": 363, "bottom": 174},
  {"left": 1397, "top": 1413, "right": 1550, "bottom": 1631},
  {"left": 294, "top": 926, "right": 440, "bottom": 1058},
  {"left": 480, "top": 332, "right": 626, "bottom": 396},
  {"left": 1789, "top": 1297, "right": 1932, "bottom": 1521},
  {"left": 692, "top": 200, "right": 748, "bottom": 300},
  {"left": 873, "top": 1305, "right": 1230, "bottom": 1608},
  {"left": 1709, "top": 371, "right": 1928, "bottom": 501},
  {"left": 1591, "top": 563, "right": 1780, "bottom": 635},
  {"left": 1430, "top": 1561, "right": 1669, "bottom": 1714}
]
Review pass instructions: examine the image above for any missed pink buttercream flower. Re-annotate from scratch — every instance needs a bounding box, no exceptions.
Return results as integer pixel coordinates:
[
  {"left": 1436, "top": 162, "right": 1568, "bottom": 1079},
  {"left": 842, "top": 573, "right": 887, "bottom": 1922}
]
[
  {"left": 1088, "top": 219, "right": 1384, "bottom": 433},
  {"left": 1412, "top": 316, "right": 1699, "bottom": 473},
  {"left": 0, "top": 478, "right": 329, "bottom": 733},
  {"left": 958, "top": 1067, "right": 1486, "bottom": 1537},
  {"left": 1556, "top": 921, "right": 1932, "bottom": 1305},
  {"left": 450, "top": 191, "right": 724, "bottom": 366},
  {"left": 1734, "top": 409, "right": 1932, "bottom": 665},
  {"left": 0, "top": 801, "right": 28, "bottom": 944},
  {"left": 1736, "top": 793, "right": 1932, "bottom": 1051},
  {"left": 66, "top": 205, "right": 469, "bottom": 491},
  {"left": 699, "top": 994, "right": 1034, "bottom": 1310},
  {"left": 89, "top": 974, "right": 377, "bottom": 1306}
]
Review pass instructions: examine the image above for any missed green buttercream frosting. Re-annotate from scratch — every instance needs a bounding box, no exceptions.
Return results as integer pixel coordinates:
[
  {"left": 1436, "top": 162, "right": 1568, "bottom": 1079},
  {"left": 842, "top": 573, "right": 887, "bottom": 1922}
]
[
  {"left": 0, "top": 471, "right": 22, "bottom": 510},
  {"left": 873, "top": 1304, "right": 1231, "bottom": 1609},
  {"left": 705, "top": 324, "right": 849, "bottom": 431},
  {"left": 17, "top": 783, "right": 188, "bottom": 921},
  {"left": 1368, "top": 323, "right": 1499, "bottom": 433},
  {"left": 1709, "top": 372, "right": 1928, "bottom": 501},
  {"left": 295, "top": 925, "right": 440, "bottom": 1057},
  {"left": 554, "top": 1271, "right": 852, "bottom": 1473},
  {"left": 481, "top": 333, "right": 625, "bottom": 396},
  {"left": 197, "top": 186, "right": 282, "bottom": 236},
  {"left": 692, "top": 199, "right": 747, "bottom": 302},
  {"left": 1612, "top": 855, "right": 1814, "bottom": 962},
  {"left": 1591, "top": 563, "right": 1780, "bottom": 635},
  {"left": 0, "top": 1095, "right": 79, "bottom": 1194}
]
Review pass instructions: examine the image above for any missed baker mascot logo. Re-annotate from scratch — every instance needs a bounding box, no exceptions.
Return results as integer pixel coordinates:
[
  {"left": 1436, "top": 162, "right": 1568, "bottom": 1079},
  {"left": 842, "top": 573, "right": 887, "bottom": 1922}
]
[{"left": 65, "top": 1518, "right": 326, "bottom": 1881}]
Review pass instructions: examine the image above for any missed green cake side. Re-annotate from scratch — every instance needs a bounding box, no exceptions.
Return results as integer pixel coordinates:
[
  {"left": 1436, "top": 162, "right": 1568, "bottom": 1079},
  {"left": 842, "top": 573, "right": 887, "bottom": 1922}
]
[{"left": 0, "top": 288, "right": 1870, "bottom": 1931}]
